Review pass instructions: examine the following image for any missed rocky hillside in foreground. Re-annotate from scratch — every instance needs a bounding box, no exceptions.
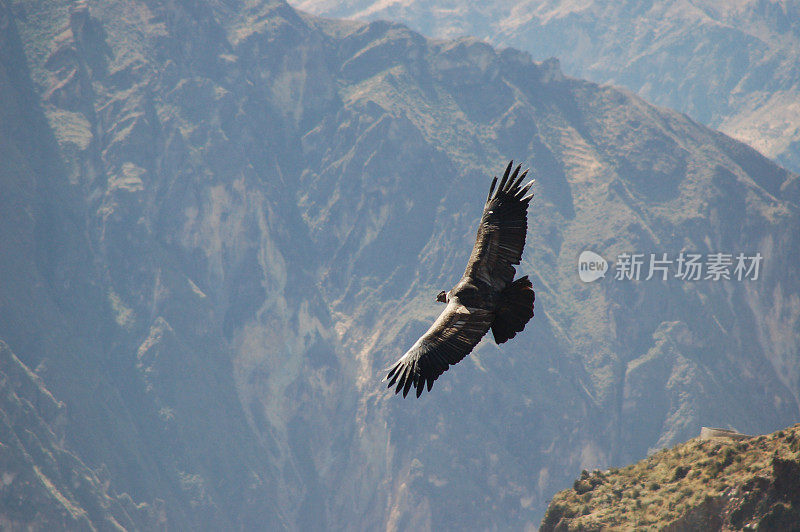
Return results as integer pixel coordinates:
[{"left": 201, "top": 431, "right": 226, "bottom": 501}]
[
  {"left": 293, "top": 0, "right": 800, "bottom": 173},
  {"left": 542, "top": 423, "right": 800, "bottom": 531},
  {"left": 2, "top": 0, "right": 799, "bottom": 527}
]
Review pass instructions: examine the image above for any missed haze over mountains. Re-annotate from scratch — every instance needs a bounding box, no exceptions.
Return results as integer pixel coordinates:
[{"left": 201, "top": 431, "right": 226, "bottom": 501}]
[
  {"left": 294, "top": 0, "right": 800, "bottom": 173},
  {"left": 1, "top": 0, "right": 799, "bottom": 528}
]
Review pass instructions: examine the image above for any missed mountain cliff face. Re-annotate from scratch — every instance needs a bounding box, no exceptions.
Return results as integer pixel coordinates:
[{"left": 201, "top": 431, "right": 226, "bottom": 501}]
[
  {"left": 293, "top": 0, "right": 800, "bottom": 174},
  {"left": 1, "top": 1, "right": 286, "bottom": 527},
  {"left": 2, "top": 0, "right": 799, "bottom": 528},
  {"left": 0, "top": 341, "right": 156, "bottom": 530}
]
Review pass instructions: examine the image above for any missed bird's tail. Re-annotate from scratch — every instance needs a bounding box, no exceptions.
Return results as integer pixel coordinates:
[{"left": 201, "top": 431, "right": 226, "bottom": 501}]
[{"left": 491, "top": 276, "right": 535, "bottom": 344}]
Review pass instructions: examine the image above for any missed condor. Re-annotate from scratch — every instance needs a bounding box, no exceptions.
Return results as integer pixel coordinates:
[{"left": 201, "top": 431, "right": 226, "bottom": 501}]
[{"left": 385, "top": 161, "right": 536, "bottom": 397}]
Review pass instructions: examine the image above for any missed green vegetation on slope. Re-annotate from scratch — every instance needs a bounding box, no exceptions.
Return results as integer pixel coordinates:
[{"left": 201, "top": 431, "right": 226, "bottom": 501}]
[{"left": 542, "top": 424, "right": 800, "bottom": 531}]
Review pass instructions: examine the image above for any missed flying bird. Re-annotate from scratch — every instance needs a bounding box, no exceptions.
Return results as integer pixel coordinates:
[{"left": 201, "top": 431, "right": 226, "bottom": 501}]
[{"left": 385, "top": 161, "right": 535, "bottom": 397}]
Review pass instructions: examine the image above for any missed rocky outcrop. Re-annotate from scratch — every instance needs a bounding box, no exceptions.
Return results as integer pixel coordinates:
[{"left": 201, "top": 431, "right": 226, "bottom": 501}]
[{"left": 542, "top": 424, "right": 800, "bottom": 531}]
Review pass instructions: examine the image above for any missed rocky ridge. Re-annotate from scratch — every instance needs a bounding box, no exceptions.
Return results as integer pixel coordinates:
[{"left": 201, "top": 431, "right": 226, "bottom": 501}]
[
  {"left": 293, "top": 0, "right": 800, "bottom": 173},
  {"left": 542, "top": 423, "right": 800, "bottom": 531}
]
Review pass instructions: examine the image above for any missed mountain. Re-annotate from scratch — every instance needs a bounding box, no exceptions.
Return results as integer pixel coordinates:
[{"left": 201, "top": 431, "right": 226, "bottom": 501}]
[
  {"left": 1, "top": 1, "right": 285, "bottom": 527},
  {"left": 541, "top": 423, "right": 800, "bottom": 531},
  {"left": 292, "top": 0, "right": 800, "bottom": 174},
  {"left": 0, "top": 341, "right": 156, "bottom": 529},
  {"left": 1, "top": 0, "right": 799, "bottom": 528}
]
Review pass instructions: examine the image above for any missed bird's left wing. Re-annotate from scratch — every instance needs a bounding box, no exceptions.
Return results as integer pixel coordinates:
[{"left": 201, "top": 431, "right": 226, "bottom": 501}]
[
  {"left": 385, "top": 300, "right": 493, "bottom": 398},
  {"left": 463, "top": 161, "right": 534, "bottom": 291}
]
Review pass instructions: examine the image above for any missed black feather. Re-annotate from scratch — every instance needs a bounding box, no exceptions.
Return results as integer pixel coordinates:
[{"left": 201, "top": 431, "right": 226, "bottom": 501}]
[
  {"left": 498, "top": 160, "right": 513, "bottom": 194},
  {"left": 507, "top": 164, "right": 521, "bottom": 191},
  {"left": 387, "top": 369, "right": 399, "bottom": 387},
  {"left": 518, "top": 181, "right": 533, "bottom": 198},
  {"left": 487, "top": 176, "right": 497, "bottom": 202},
  {"left": 513, "top": 170, "right": 528, "bottom": 191},
  {"left": 402, "top": 374, "right": 413, "bottom": 397}
]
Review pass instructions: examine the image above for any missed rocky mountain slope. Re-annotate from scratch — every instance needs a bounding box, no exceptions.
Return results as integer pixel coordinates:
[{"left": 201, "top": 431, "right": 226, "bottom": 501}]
[
  {"left": 2, "top": 0, "right": 799, "bottom": 528},
  {"left": 293, "top": 0, "right": 800, "bottom": 173},
  {"left": 542, "top": 423, "right": 800, "bottom": 531},
  {"left": 0, "top": 341, "right": 156, "bottom": 530}
]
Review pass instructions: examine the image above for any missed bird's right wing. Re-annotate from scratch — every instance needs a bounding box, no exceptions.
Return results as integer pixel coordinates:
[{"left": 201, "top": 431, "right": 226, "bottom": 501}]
[
  {"left": 463, "top": 161, "right": 534, "bottom": 291},
  {"left": 385, "top": 300, "right": 493, "bottom": 398}
]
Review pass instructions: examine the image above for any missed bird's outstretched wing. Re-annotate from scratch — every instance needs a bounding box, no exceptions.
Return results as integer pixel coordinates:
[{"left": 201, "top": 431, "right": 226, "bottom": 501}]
[
  {"left": 385, "top": 300, "right": 493, "bottom": 397},
  {"left": 463, "top": 161, "right": 534, "bottom": 291}
]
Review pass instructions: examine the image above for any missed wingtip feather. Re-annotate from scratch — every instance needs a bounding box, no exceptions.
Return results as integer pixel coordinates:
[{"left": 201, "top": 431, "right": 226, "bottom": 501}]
[
  {"left": 498, "top": 160, "right": 513, "bottom": 192},
  {"left": 516, "top": 180, "right": 534, "bottom": 199},
  {"left": 513, "top": 169, "right": 528, "bottom": 191},
  {"left": 402, "top": 374, "right": 413, "bottom": 397},
  {"left": 394, "top": 366, "right": 408, "bottom": 394},
  {"left": 507, "top": 164, "right": 521, "bottom": 191}
]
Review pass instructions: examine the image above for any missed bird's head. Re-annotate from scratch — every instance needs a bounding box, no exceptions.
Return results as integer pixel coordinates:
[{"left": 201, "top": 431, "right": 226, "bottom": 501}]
[{"left": 436, "top": 290, "right": 448, "bottom": 303}]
